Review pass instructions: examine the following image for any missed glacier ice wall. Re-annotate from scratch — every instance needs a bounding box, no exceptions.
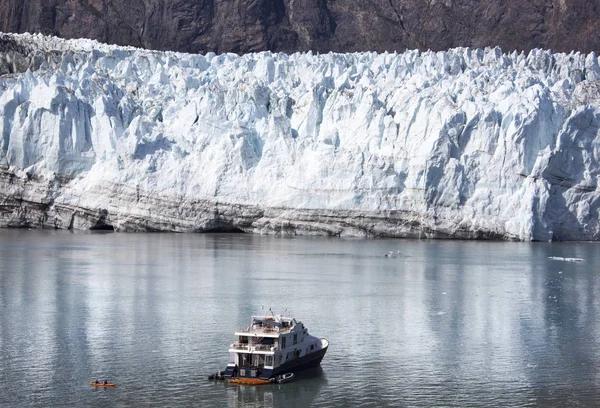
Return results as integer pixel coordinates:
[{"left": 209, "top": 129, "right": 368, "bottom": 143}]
[{"left": 1, "top": 33, "right": 600, "bottom": 240}]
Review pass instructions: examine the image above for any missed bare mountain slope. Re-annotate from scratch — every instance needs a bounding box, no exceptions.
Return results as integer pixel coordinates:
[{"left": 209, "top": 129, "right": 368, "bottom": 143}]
[{"left": 0, "top": 0, "right": 598, "bottom": 53}]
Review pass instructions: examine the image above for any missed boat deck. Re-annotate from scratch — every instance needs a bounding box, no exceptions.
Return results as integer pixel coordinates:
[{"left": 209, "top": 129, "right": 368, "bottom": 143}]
[
  {"left": 228, "top": 378, "right": 273, "bottom": 385},
  {"left": 235, "top": 324, "right": 292, "bottom": 336},
  {"left": 230, "top": 343, "right": 276, "bottom": 351}
]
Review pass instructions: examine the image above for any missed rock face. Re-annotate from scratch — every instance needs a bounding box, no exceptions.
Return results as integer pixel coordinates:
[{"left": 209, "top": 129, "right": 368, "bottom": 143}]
[
  {"left": 0, "top": 0, "right": 599, "bottom": 54},
  {"left": 1, "top": 33, "right": 600, "bottom": 240}
]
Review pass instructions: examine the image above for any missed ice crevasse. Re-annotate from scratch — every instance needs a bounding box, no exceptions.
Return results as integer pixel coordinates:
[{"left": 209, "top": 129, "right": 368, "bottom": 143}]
[{"left": 1, "top": 32, "right": 600, "bottom": 241}]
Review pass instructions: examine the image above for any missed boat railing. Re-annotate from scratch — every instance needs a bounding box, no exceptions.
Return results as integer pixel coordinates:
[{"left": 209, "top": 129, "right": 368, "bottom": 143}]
[
  {"left": 237, "top": 325, "right": 292, "bottom": 334},
  {"left": 254, "top": 344, "right": 276, "bottom": 352},
  {"left": 230, "top": 343, "right": 278, "bottom": 352}
]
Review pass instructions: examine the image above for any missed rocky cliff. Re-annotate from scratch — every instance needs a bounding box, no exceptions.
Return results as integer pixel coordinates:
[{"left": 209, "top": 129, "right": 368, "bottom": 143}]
[{"left": 0, "top": 0, "right": 598, "bottom": 54}]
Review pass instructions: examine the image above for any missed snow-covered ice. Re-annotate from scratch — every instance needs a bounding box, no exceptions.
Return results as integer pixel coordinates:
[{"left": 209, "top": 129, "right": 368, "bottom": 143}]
[{"left": 1, "top": 32, "right": 600, "bottom": 240}]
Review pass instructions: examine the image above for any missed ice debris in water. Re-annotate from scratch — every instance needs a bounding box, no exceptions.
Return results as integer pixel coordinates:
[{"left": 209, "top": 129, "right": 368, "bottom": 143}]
[
  {"left": 0, "top": 33, "right": 600, "bottom": 240},
  {"left": 548, "top": 257, "right": 584, "bottom": 262}
]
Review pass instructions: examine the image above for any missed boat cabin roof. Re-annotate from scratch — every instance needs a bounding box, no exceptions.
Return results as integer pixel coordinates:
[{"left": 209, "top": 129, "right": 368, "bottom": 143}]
[{"left": 235, "top": 315, "right": 299, "bottom": 336}]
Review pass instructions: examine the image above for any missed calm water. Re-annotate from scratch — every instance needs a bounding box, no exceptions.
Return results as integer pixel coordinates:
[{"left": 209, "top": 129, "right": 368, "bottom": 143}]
[{"left": 1, "top": 230, "right": 599, "bottom": 407}]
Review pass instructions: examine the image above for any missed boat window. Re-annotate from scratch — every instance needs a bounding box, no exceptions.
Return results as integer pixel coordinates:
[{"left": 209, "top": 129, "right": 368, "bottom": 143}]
[
  {"left": 310, "top": 345, "right": 314, "bottom": 350},
  {"left": 293, "top": 334, "right": 297, "bottom": 345},
  {"left": 265, "top": 355, "right": 273, "bottom": 366},
  {"left": 282, "top": 337, "right": 286, "bottom": 348}
]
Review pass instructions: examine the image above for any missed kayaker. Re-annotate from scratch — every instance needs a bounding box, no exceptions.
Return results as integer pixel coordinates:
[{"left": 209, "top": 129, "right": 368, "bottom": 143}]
[
  {"left": 95, "top": 380, "right": 99, "bottom": 385},
  {"left": 103, "top": 380, "right": 108, "bottom": 385}
]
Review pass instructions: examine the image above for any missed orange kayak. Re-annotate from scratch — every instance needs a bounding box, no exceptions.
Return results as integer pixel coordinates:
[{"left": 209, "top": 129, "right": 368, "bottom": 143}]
[
  {"left": 228, "top": 378, "right": 273, "bottom": 385},
  {"left": 90, "top": 382, "right": 116, "bottom": 387}
]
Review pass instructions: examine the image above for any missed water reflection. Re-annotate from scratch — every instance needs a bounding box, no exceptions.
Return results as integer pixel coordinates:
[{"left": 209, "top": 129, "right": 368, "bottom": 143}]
[{"left": 226, "top": 367, "right": 325, "bottom": 408}]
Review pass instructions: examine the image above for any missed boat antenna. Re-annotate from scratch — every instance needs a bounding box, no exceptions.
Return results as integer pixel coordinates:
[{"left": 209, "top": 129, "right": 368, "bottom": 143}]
[{"left": 269, "top": 307, "right": 274, "bottom": 316}]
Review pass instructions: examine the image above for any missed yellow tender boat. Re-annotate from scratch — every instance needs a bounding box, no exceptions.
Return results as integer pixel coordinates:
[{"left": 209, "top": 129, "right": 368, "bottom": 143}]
[
  {"left": 228, "top": 378, "right": 273, "bottom": 385},
  {"left": 90, "top": 381, "right": 117, "bottom": 387}
]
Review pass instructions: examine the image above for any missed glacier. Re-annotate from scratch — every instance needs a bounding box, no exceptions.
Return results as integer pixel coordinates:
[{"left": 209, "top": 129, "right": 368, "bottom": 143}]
[{"left": 1, "top": 32, "right": 600, "bottom": 241}]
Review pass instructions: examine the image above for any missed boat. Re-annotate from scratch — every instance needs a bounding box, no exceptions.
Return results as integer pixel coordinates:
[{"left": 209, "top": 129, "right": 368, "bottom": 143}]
[
  {"left": 217, "top": 313, "right": 328, "bottom": 382},
  {"left": 275, "top": 372, "right": 294, "bottom": 384},
  {"left": 208, "top": 372, "right": 226, "bottom": 380},
  {"left": 89, "top": 381, "right": 116, "bottom": 387},
  {"left": 228, "top": 378, "right": 274, "bottom": 385}
]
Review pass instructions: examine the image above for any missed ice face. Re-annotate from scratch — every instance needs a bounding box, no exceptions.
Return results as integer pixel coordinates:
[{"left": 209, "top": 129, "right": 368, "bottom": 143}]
[{"left": 1, "top": 33, "right": 599, "bottom": 240}]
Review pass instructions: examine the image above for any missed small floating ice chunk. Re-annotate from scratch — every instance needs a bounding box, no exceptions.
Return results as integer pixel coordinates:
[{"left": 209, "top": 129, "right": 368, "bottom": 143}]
[{"left": 548, "top": 256, "right": 584, "bottom": 262}]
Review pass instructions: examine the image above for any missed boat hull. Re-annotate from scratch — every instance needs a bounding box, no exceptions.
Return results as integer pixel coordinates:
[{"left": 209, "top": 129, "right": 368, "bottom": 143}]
[
  {"left": 222, "top": 338, "right": 329, "bottom": 380},
  {"left": 268, "top": 339, "right": 328, "bottom": 378}
]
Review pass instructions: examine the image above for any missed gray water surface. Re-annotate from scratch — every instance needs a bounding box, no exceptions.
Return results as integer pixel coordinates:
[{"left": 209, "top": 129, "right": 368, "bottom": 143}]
[{"left": 1, "top": 230, "right": 599, "bottom": 407}]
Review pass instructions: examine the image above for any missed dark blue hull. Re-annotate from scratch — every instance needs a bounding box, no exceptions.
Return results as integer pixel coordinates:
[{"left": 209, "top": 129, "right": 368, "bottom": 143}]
[
  {"left": 269, "top": 344, "right": 328, "bottom": 378},
  {"left": 223, "top": 343, "right": 328, "bottom": 380}
]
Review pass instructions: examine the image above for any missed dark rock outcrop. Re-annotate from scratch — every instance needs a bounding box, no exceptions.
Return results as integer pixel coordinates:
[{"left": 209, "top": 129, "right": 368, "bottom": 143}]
[{"left": 0, "top": 0, "right": 598, "bottom": 54}]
